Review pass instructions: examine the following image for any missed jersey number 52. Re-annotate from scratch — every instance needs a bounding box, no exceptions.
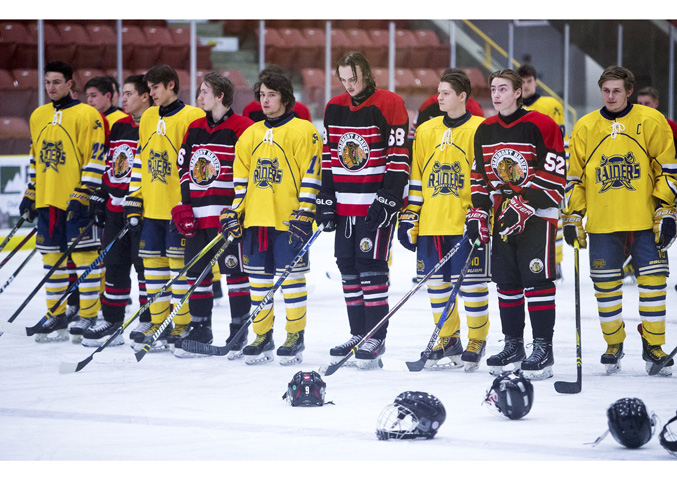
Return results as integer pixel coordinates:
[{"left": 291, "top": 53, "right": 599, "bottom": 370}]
[{"left": 544, "top": 152, "right": 566, "bottom": 175}]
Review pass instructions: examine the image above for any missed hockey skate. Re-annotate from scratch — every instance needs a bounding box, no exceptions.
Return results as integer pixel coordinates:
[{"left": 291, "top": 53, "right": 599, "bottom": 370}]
[
  {"left": 600, "top": 343, "right": 624, "bottom": 374},
  {"left": 329, "top": 334, "right": 363, "bottom": 367},
  {"left": 355, "top": 338, "right": 385, "bottom": 370},
  {"left": 424, "top": 333, "right": 464, "bottom": 370},
  {"left": 277, "top": 330, "right": 305, "bottom": 365},
  {"left": 521, "top": 338, "right": 554, "bottom": 380},
  {"left": 225, "top": 322, "right": 248, "bottom": 360},
  {"left": 65, "top": 304, "right": 79, "bottom": 324},
  {"left": 81, "top": 319, "right": 124, "bottom": 347},
  {"left": 461, "top": 339, "right": 486, "bottom": 372},
  {"left": 34, "top": 313, "right": 68, "bottom": 343},
  {"left": 486, "top": 336, "right": 525, "bottom": 376},
  {"left": 69, "top": 315, "right": 96, "bottom": 344},
  {"left": 129, "top": 321, "right": 152, "bottom": 343},
  {"left": 639, "top": 325, "right": 673, "bottom": 376},
  {"left": 243, "top": 329, "right": 275, "bottom": 365},
  {"left": 174, "top": 321, "right": 213, "bottom": 358},
  {"left": 132, "top": 322, "right": 170, "bottom": 352},
  {"left": 167, "top": 322, "right": 192, "bottom": 351}
]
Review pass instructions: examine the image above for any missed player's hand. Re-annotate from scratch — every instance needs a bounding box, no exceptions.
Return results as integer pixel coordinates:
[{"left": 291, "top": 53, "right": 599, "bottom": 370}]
[
  {"left": 220, "top": 208, "right": 243, "bottom": 243},
  {"left": 397, "top": 210, "right": 418, "bottom": 252},
  {"left": 465, "top": 207, "right": 490, "bottom": 245},
  {"left": 287, "top": 209, "right": 314, "bottom": 250},
  {"left": 315, "top": 191, "right": 336, "bottom": 232},
  {"left": 89, "top": 187, "right": 108, "bottom": 228},
  {"left": 653, "top": 205, "right": 676, "bottom": 251},
  {"left": 171, "top": 203, "right": 197, "bottom": 238},
  {"left": 498, "top": 195, "right": 534, "bottom": 236},
  {"left": 365, "top": 189, "right": 403, "bottom": 232},
  {"left": 562, "top": 212, "right": 587, "bottom": 249},
  {"left": 19, "top": 185, "right": 37, "bottom": 223},
  {"left": 122, "top": 195, "right": 143, "bottom": 232}
]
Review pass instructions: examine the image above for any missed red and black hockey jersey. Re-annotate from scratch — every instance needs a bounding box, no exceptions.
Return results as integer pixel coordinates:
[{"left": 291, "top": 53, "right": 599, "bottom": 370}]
[
  {"left": 177, "top": 109, "right": 254, "bottom": 229},
  {"left": 322, "top": 89, "right": 410, "bottom": 217},
  {"left": 471, "top": 107, "right": 565, "bottom": 226},
  {"left": 103, "top": 114, "right": 138, "bottom": 212}
]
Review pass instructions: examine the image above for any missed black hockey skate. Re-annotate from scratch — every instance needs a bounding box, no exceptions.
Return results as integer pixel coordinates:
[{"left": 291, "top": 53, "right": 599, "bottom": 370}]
[
  {"left": 174, "top": 320, "right": 213, "bottom": 358},
  {"left": 34, "top": 313, "right": 68, "bottom": 343},
  {"left": 600, "top": 343, "right": 624, "bottom": 374},
  {"left": 132, "top": 322, "right": 171, "bottom": 352},
  {"left": 69, "top": 315, "right": 96, "bottom": 344},
  {"left": 329, "top": 334, "right": 363, "bottom": 366},
  {"left": 243, "top": 329, "right": 275, "bottom": 365},
  {"left": 461, "top": 339, "right": 487, "bottom": 372},
  {"left": 81, "top": 319, "right": 124, "bottom": 347},
  {"left": 639, "top": 325, "right": 673, "bottom": 376},
  {"left": 424, "top": 333, "right": 464, "bottom": 370},
  {"left": 521, "top": 338, "right": 554, "bottom": 380},
  {"left": 167, "top": 322, "right": 192, "bottom": 350},
  {"left": 225, "top": 322, "right": 248, "bottom": 360},
  {"left": 276, "top": 330, "right": 305, "bottom": 365},
  {"left": 486, "top": 336, "right": 525, "bottom": 376},
  {"left": 129, "top": 321, "right": 152, "bottom": 343},
  {"left": 355, "top": 338, "right": 385, "bottom": 370}
]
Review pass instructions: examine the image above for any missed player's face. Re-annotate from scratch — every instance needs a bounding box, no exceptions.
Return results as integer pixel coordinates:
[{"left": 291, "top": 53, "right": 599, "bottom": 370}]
[
  {"left": 338, "top": 65, "right": 365, "bottom": 97},
  {"left": 601, "top": 79, "right": 630, "bottom": 113},
  {"left": 198, "top": 82, "right": 221, "bottom": 112},
  {"left": 437, "top": 82, "right": 465, "bottom": 116},
  {"left": 122, "top": 83, "right": 146, "bottom": 116},
  {"left": 148, "top": 81, "right": 175, "bottom": 107},
  {"left": 259, "top": 83, "right": 286, "bottom": 118},
  {"left": 86, "top": 87, "right": 111, "bottom": 113},
  {"left": 636, "top": 94, "right": 658, "bottom": 109},
  {"left": 44, "top": 72, "right": 72, "bottom": 102},
  {"left": 521, "top": 76, "right": 537, "bottom": 99},
  {"left": 491, "top": 77, "right": 520, "bottom": 116}
]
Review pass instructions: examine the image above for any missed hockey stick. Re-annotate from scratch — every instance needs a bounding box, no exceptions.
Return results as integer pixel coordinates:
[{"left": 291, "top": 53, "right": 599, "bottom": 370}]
[
  {"left": 406, "top": 240, "right": 478, "bottom": 372},
  {"left": 58, "top": 231, "right": 229, "bottom": 373},
  {"left": 554, "top": 241, "right": 582, "bottom": 394},
  {"left": 648, "top": 345, "right": 677, "bottom": 376},
  {"left": 179, "top": 224, "right": 325, "bottom": 357},
  {"left": 133, "top": 234, "right": 235, "bottom": 361},
  {"left": 321, "top": 236, "right": 470, "bottom": 377},
  {"left": 0, "top": 247, "right": 38, "bottom": 296},
  {"left": 0, "top": 212, "right": 28, "bottom": 253},
  {"left": 0, "top": 221, "right": 127, "bottom": 337},
  {"left": 0, "top": 228, "right": 37, "bottom": 271}
]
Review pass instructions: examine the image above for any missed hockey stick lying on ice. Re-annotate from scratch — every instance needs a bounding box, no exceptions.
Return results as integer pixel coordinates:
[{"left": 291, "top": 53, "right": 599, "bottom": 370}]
[
  {"left": 554, "top": 241, "right": 582, "bottom": 394},
  {"left": 648, "top": 345, "right": 677, "bottom": 376},
  {"left": 0, "top": 221, "right": 128, "bottom": 337},
  {"left": 59, "top": 231, "right": 227, "bottom": 373},
  {"left": 321, "top": 236, "right": 469, "bottom": 377},
  {"left": 406, "top": 240, "right": 478, "bottom": 372},
  {"left": 178, "top": 224, "right": 325, "bottom": 357},
  {"left": 0, "top": 247, "right": 38, "bottom": 296},
  {"left": 133, "top": 234, "right": 235, "bottom": 362},
  {"left": 0, "top": 212, "right": 28, "bottom": 254},
  {"left": 0, "top": 227, "right": 37, "bottom": 271}
]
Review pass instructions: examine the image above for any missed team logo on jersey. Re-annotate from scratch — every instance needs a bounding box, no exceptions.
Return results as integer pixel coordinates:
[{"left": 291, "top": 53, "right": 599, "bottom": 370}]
[
  {"left": 529, "top": 258, "right": 544, "bottom": 274},
  {"left": 148, "top": 149, "right": 171, "bottom": 184},
  {"left": 39, "top": 140, "right": 66, "bottom": 172},
  {"left": 491, "top": 148, "right": 528, "bottom": 186},
  {"left": 189, "top": 149, "right": 221, "bottom": 187},
  {"left": 337, "top": 132, "right": 369, "bottom": 171},
  {"left": 111, "top": 144, "right": 134, "bottom": 180},
  {"left": 359, "top": 237, "right": 373, "bottom": 253},
  {"left": 592, "top": 258, "right": 606, "bottom": 269},
  {"left": 224, "top": 254, "right": 239, "bottom": 269},
  {"left": 253, "top": 158, "right": 282, "bottom": 190},
  {"left": 417, "top": 260, "right": 425, "bottom": 273},
  {"left": 595, "top": 152, "right": 639, "bottom": 193},
  {"left": 428, "top": 160, "right": 465, "bottom": 197}
]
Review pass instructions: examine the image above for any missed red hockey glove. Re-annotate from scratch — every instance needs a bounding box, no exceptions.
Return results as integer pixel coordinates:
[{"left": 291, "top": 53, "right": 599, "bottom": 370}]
[
  {"left": 498, "top": 195, "right": 534, "bottom": 236},
  {"left": 465, "top": 207, "right": 490, "bottom": 245},
  {"left": 171, "top": 203, "right": 196, "bottom": 238}
]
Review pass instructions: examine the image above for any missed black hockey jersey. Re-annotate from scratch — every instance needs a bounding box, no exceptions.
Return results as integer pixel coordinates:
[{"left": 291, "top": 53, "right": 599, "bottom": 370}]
[{"left": 104, "top": 115, "right": 139, "bottom": 212}]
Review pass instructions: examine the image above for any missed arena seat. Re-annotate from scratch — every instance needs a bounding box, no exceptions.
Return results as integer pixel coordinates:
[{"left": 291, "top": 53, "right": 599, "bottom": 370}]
[
  {"left": 463, "top": 67, "right": 490, "bottom": 98},
  {"left": 345, "top": 29, "right": 381, "bottom": 65},
  {"left": 411, "top": 68, "right": 442, "bottom": 91},
  {"left": 145, "top": 25, "right": 189, "bottom": 71},
  {"left": 121, "top": 25, "right": 156, "bottom": 70},
  {"left": 394, "top": 68, "right": 417, "bottom": 92},
  {"left": 220, "top": 69, "right": 252, "bottom": 114},
  {"left": 276, "top": 27, "right": 307, "bottom": 70},
  {"left": 28, "top": 23, "right": 77, "bottom": 67},
  {"left": 411, "top": 30, "right": 450, "bottom": 69},
  {"left": 0, "top": 69, "right": 26, "bottom": 118},
  {"left": 1, "top": 22, "right": 37, "bottom": 69},
  {"left": 395, "top": 29, "right": 417, "bottom": 68},
  {"left": 330, "top": 28, "right": 351, "bottom": 66},
  {"left": 298, "top": 27, "right": 325, "bottom": 70},
  {"left": 10, "top": 69, "right": 39, "bottom": 118},
  {"left": 0, "top": 37, "right": 17, "bottom": 70},
  {"left": 259, "top": 27, "right": 285, "bottom": 69},
  {"left": 365, "top": 30, "right": 390, "bottom": 68},
  {"left": 86, "top": 24, "right": 118, "bottom": 69},
  {"left": 74, "top": 68, "right": 106, "bottom": 92},
  {"left": 0, "top": 116, "right": 31, "bottom": 155}
]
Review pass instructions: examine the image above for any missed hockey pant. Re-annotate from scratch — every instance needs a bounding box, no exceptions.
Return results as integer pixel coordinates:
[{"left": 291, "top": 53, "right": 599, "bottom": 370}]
[
  {"left": 143, "top": 257, "right": 190, "bottom": 326},
  {"left": 429, "top": 281, "right": 490, "bottom": 341},
  {"left": 248, "top": 271, "right": 306, "bottom": 335},
  {"left": 42, "top": 250, "right": 102, "bottom": 319}
]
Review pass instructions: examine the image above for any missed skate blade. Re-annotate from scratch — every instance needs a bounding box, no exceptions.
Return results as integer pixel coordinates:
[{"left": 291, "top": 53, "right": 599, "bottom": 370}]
[
  {"left": 488, "top": 362, "right": 521, "bottom": 376},
  {"left": 173, "top": 348, "right": 211, "bottom": 359},
  {"left": 244, "top": 351, "right": 274, "bottom": 365},
  {"left": 522, "top": 366, "right": 554, "bottom": 381},
  {"left": 227, "top": 349, "right": 244, "bottom": 360},
  {"left": 356, "top": 358, "right": 383, "bottom": 370},
  {"left": 34, "top": 329, "right": 69, "bottom": 343},
  {"left": 329, "top": 355, "right": 358, "bottom": 367},
  {"left": 70, "top": 333, "right": 83, "bottom": 344},
  {"left": 279, "top": 352, "right": 303, "bottom": 366},
  {"left": 424, "top": 355, "right": 464, "bottom": 370},
  {"left": 81, "top": 335, "right": 124, "bottom": 348},
  {"left": 646, "top": 361, "right": 672, "bottom": 376},
  {"left": 463, "top": 361, "right": 481, "bottom": 372},
  {"left": 131, "top": 340, "right": 170, "bottom": 353}
]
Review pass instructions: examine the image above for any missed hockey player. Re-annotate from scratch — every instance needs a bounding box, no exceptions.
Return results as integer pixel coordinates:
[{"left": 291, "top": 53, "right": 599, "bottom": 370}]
[
  {"left": 317, "top": 52, "right": 410, "bottom": 368},
  {"left": 123, "top": 64, "right": 204, "bottom": 351},
  {"left": 219, "top": 70, "right": 322, "bottom": 365},
  {"left": 563, "top": 65, "right": 677, "bottom": 375},
  {"left": 84, "top": 75, "right": 154, "bottom": 347},
  {"left": 84, "top": 76, "right": 127, "bottom": 128},
  {"left": 19, "top": 61, "right": 107, "bottom": 343},
  {"left": 242, "top": 65, "right": 313, "bottom": 123},
  {"left": 468, "top": 68, "right": 565, "bottom": 380},
  {"left": 398, "top": 70, "right": 490, "bottom": 372},
  {"left": 172, "top": 72, "right": 253, "bottom": 358}
]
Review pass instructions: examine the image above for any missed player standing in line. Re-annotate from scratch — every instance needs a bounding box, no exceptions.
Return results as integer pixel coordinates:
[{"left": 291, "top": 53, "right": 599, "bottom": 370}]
[
  {"left": 636, "top": 86, "right": 677, "bottom": 155},
  {"left": 316, "top": 52, "right": 410, "bottom": 368},
  {"left": 83, "top": 75, "right": 154, "bottom": 347},
  {"left": 563, "top": 66, "right": 677, "bottom": 375},
  {"left": 19, "top": 61, "right": 107, "bottom": 342},
  {"left": 171, "top": 72, "right": 253, "bottom": 358},
  {"left": 85, "top": 76, "right": 127, "bottom": 128},
  {"left": 219, "top": 70, "right": 322, "bottom": 365},
  {"left": 398, "top": 70, "right": 490, "bottom": 371},
  {"left": 123, "top": 64, "right": 205, "bottom": 351},
  {"left": 468, "top": 68, "right": 565, "bottom": 380},
  {"left": 242, "top": 65, "right": 313, "bottom": 122}
]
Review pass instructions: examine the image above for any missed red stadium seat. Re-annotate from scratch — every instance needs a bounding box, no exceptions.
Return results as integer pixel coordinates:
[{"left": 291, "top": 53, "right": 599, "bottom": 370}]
[
  {"left": 394, "top": 68, "right": 417, "bottom": 92},
  {"left": 345, "top": 28, "right": 381, "bottom": 65},
  {"left": 86, "top": 24, "right": 118, "bottom": 69},
  {"left": 330, "top": 28, "right": 351, "bottom": 66},
  {"left": 276, "top": 27, "right": 307, "bottom": 70},
  {"left": 411, "top": 68, "right": 442, "bottom": 91},
  {"left": 145, "top": 26, "right": 189, "bottom": 71},
  {"left": 2, "top": 22, "right": 37, "bottom": 69},
  {"left": 463, "top": 67, "right": 490, "bottom": 98},
  {"left": 74, "top": 68, "right": 106, "bottom": 92},
  {"left": 259, "top": 27, "right": 285, "bottom": 69},
  {"left": 168, "top": 27, "right": 212, "bottom": 70},
  {"left": 0, "top": 69, "right": 25, "bottom": 118},
  {"left": 29, "top": 23, "right": 77, "bottom": 67},
  {"left": 10, "top": 69, "right": 40, "bottom": 118},
  {"left": 371, "top": 67, "right": 390, "bottom": 89},
  {"left": 120, "top": 25, "right": 156, "bottom": 70},
  {"left": 395, "top": 29, "right": 417, "bottom": 68},
  {"left": 296, "top": 28, "right": 324, "bottom": 70},
  {"left": 365, "top": 30, "right": 390, "bottom": 68},
  {"left": 411, "top": 30, "right": 450, "bottom": 69},
  {"left": 0, "top": 116, "right": 31, "bottom": 155},
  {"left": 221, "top": 69, "right": 253, "bottom": 115}
]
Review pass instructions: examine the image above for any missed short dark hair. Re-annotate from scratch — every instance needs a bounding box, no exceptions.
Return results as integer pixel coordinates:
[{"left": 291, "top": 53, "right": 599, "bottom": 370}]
[
  {"left": 517, "top": 64, "right": 538, "bottom": 79},
  {"left": 202, "top": 72, "right": 234, "bottom": 108},
  {"left": 336, "top": 51, "right": 376, "bottom": 91},
  {"left": 598, "top": 65, "right": 635, "bottom": 92},
  {"left": 84, "top": 76, "right": 115, "bottom": 96},
  {"left": 143, "top": 64, "right": 179, "bottom": 94},
  {"left": 637, "top": 86, "right": 659, "bottom": 102},
  {"left": 124, "top": 74, "right": 149, "bottom": 96},
  {"left": 440, "top": 71, "right": 472, "bottom": 100},
  {"left": 256, "top": 71, "right": 295, "bottom": 112},
  {"left": 45, "top": 61, "right": 73, "bottom": 81},
  {"left": 489, "top": 68, "right": 524, "bottom": 108}
]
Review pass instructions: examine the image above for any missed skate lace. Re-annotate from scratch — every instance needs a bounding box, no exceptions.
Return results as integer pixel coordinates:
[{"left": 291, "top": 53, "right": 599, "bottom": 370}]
[
  {"left": 340, "top": 335, "right": 363, "bottom": 349},
  {"left": 170, "top": 323, "right": 191, "bottom": 336},
  {"left": 89, "top": 321, "right": 115, "bottom": 334},
  {"left": 282, "top": 332, "right": 299, "bottom": 347},
  {"left": 466, "top": 339, "right": 484, "bottom": 353},
  {"left": 647, "top": 344, "right": 667, "bottom": 359},
  {"left": 73, "top": 316, "right": 96, "bottom": 328},
  {"left": 525, "top": 342, "right": 548, "bottom": 362},
  {"left": 134, "top": 322, "right": 153, "bottom": 334},
  {"left": 605, "top": 343, "right": 621, "bottom": 355},
  {"left": 495, "top": 338, "right": 521, "bottom": 359},
  {"left": 361, "top": 338, "right": 382, "bottom": 353},
  {"left": 251, "top": 332, "right": 269, "bottom": 346},
  {"left": 433, "top": 336, "right": 452, "bottom": 351}
]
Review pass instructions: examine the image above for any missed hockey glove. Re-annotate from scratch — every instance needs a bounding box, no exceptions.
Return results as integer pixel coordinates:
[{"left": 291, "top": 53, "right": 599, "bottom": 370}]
[
  {"left": 219, "top": 208, "right": 243, "bottom": 243},
  {"left": 19, "top": 184, "right": 37, "bottom": 223},
  {"left": 498, "top": 195, "right": 534, "bottom": 236},
  {"left": 88, "top": 187, "right": 108, "bottom": 228},
  {"left": 365, "top": 188, "right": 404, "bottom": 232},
  {"left": 66, "top": 187, "right": 93, "bottom": 223},
  {"left": 465, "top": 207, "right": 490, "bottom": 245},
  {"left": 397, "top": 210, "right": 419, "bottom": 252},
  {"left": 562, "top": 212, "right": 587, "bottom": 249},
  {"left": 122, "top": 195, "right": 143, "bottom": 232},
  {"left": 315, "top": 191, "right": 336, "bottom": 232},
  {"left": 653, "top": 205, "right": 677, "bottom": 251},
  {"left": 171, "top": 203, "right": 197, "bottom": 238},
  {"left": 287, "top": 209, "right": 314, "bottom": 251}
]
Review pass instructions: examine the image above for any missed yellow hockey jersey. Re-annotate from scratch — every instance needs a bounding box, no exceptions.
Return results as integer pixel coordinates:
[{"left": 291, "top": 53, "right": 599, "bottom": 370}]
[
  {"left": 29, "top": 98, "right": 107, "bottom": 210},
  {"left": 129, "top": 101, "right": 204, "bottom": 220},
  {"left": 406, "top": 113, "right": 484, "bottom": 235},
  {"left": 567, "top": 103, "right": 677, "bottom": 233},
  {"left": 232, "top": 115, "right": 322, "bottom": 230}
]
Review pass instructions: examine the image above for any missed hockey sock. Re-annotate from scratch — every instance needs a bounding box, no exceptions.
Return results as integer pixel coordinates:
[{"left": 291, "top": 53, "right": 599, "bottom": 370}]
[
  {"left": 460, "top": 283, "right": 490, "bottom": 341},
  {"left": 282, "top": 272, "right": 307, "bottom": 334},
  {"left": 249, "top": 272, "right": 275, "bottom": 335},
  {"left": 525, "top": 282, "right": 556, "bottom": 342},
  {"left": 593, "top": 279, "right": 626, "bottom": 344},
  {"left": 169, "top": 257, "right": 191, "bottom": 326},
  {"left": 187, "top": 265, "right": 214, "bottom": 319},
  {"left": 426, "top": 279, "right": 460, "bottom": 337},
  {"left": 340, "top": 272, "right": 365, "bottom": 337},
  {"left": 637, "top": 274, "right": 667, "bottom": 346},
  {"left": 101, "top": 262, "right": 132, "bottom": 323},
  {"left": 226, "top": 273, "right": 251, "bottom": 321},
  {"left": 361, "top": 271, "right": 389, "bottom": 341},
  {"left": 43, "top": 252, "right": 69, "bottom": 316},
  {"left": 143, "top": 257, "right": 172, "bottom": 324},
  {"left": 66, "top": 258, "right": 79, "bottom": 307},
  {"left": 71, "top": 250, "right": 102, "bottom": 319},
  {"left": 134, "top": 264, "right": 151, "bottom": 323},
  {"left": 496, "top": 285, "right": 526, "bottom": 338}
]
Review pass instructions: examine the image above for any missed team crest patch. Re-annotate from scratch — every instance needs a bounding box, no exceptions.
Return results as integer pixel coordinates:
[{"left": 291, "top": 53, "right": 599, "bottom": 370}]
[
  {"left": 592, "top": 258, "right": 606, "bottom": 269},
  {"left": 253, "top": 157, "right": 282, "bottom": 190},
  {"left": 111, "top": 144, "right": 134, "bottom": 180},
  {"left": 359, "top": 237, "right": 373, "bottom": 253},
  {"left": 39, "top": 140, "right": 66, "bottom": 172},
  {"left": 148, "top": 149, "right": 171, "bottom": 184},
  {"left": 189, "top": 149, "right": 221, "bottom": 187},
  {"left": 595, "top": 152, "right": 639, "bottom": 193},
  {"left": 491, "top": 148, "right": 528, "bottom": 186},
  {"left": 428, "top": 160, "right": 465, "bottom": 197},
  {"left": 139, "top": 239, "right": 146, "bottom": 250},
  {"left": 416, "top": 259, "right": 425, "bottom": 273},
  {"left": 224, "top": 254, "right": 239, "bottom": 269},
  {"left": 338, "top": 132, "right": 369, "bottom": 171},
  {"left": 529, "top": 258, "right": 544, "bottom": 274}
]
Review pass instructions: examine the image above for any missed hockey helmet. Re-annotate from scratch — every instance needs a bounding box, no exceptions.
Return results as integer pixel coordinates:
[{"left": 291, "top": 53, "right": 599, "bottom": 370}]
[
  {"left": 283, "top": 371, "right": 326, "bottom": 407},
  {"left": 483, "top": 370, "right": 534, "bottom": 420},
  {"left": 659, "top": 410, "right": 677, "bottom": 458},
  {"left": 607, "top": 397, "right": 655, "bottom": 448},
  {"left": 376, "top": 391, "right": 446, "bottom": 440}
]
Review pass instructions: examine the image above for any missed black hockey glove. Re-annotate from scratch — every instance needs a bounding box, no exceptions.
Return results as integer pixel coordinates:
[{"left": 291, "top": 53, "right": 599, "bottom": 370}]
[
  {"left": 88, "top": 187, "right": 108, "bottom": 228},
  {"left": 220, "top": 208, "right": 243, "bottom": 243},
  {"left": 365, "top": 189, "right": 403, "bottom": 232},
  {"left": 19, "top": 184, "right": 37, "bottom": 223},
  {"left": 315, "top": 191, "right": 336, "bottom": 232},
  {"left": 287, "top": 209, "right": 314, "bottom": 251},
  {"left": 653, "top": 205, "right": 677, "bottom": 251},
  {"left": 397, "top": 210, "right": 419, "bottom": 252},
  {"left": 122, "top": 195, "right": 143, "bottom": 232},
  {"left": 498, "top": 195, "right": 534, "bottom": 236},
  {"left": 562, "top": 212, "right": 587, "bottom": 249},
  {"left": 66, "top": 187, "right": 93, "bottom": 224}
]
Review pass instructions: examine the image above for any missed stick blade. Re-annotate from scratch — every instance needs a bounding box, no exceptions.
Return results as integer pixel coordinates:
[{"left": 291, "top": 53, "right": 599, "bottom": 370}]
[
  {"left": 405, "top": 358, "right": 426, "bottom": 372},
  {"left": 322, "top": 362, "right": 342, "bottom": 376},
  {"left": 648, "top": 347, "right": 677, "bottom": 375},
  {"left": 554, "top": 380, "right": 581, "bottom": 394},
  {"left": 180, "top": 339, "right": 228, "bottom": 356}
]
